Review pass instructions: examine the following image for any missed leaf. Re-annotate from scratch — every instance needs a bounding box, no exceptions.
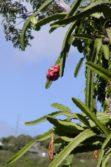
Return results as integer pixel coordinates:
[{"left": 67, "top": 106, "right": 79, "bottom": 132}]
[
  {"left": 75, "top": 113, "right": 90, "bottom": 127},
  {"left": 72, "top": 98, "right": 109, "bottom": 136},
  {"left": 49, "top": 129, "right": 95, "bottom": 167},
  {"left": 86, "top": 37, "right": 102, "bottom": 114},
  {"left": 73, "top": 34, "right": 92, "bottom": 40},
  {"left": 79, "top": 112, "right": 111, "bottom": 128},
  {"left": 59, "top": 22, "right": 77, "bottom": 76},
  {"left": 30, "top": 16, "right": 37, "bottom": 25},
  {"left": 20, "top": 18, "right": 32, "bottom": 50},
  {"left": 66, "top": 0, "right": 83, "bottom": 17},
  {"left": 7, "top": 129, "right": 52, "bottom": 165},
  {"left": 45, "top": 79, "right": 52, "bottom": 89},
  {"left": 86, "top": 62, "right": 111, "bottom": 80},
  {"left": 90, "top": 112, "right": 111, "bottom": 126},
  {"left": 61, "top": 154, "right": 73, "bottom": 166},
  {"left": 80, "top": 0, "right": 111, "bottom": 13},
  {"left": 51, "top": 1, "right": 111, "bottom": 27},
  {"left": 47, "top": 116, "right": 83, "bottom": 134},
  {"left": 60, "top": 136, "right": 73, "bottom": 142},
  {"left": 74, "top": 57, "right": 84, "bottom": 77},
  {"left": 73, "top": 141, "right": 102, "bottom": 154},
  {"left": 85, "top": 67, "right": 95, "bottom": 110},
  {"left": 91, "top": 12, "right": 104, "bottom": 19},
  {"left": 92, "top": 38, "right": 102, "bottom": 61},
  {"left": 49, "top": 24, "right": 61, "bottom": 33},
  {"left": 35, "top": 129, "right": 52, "bottom": 142},
  {"left": 102, "top": 44, "right": 110, "bottom": 60},
  {"left": 37, "top": 0, "right": 53, "bottom": 12},
  {"left": 7, "top": 140, "right": 36, "bottom": 165},
  {"left": 25, "top": 110, "right": 72, "bottom": 126},
  {"left": 51, "top": 103, "right": 71, "bottom": 113},
  {"left": 68, "top": 35, "right": 74, "bottom": 45},
  {"left": 35, "top": 13, "right": 66, "bottom": 30},
  {"left": 97, "top": 133, "right": 111, "bottom": 167},
  {"left": 101, "top": 149, "right": 111, "bottom": 167}
]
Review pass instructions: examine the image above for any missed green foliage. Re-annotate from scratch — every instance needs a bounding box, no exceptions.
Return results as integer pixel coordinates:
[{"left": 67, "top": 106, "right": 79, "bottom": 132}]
[
  {"left": 85, "top": 68, "right": 94, "bottom": 110},
  {"left": 59, "top": 22, "right": 77, "bottom": 77},
  {"left": 0, "top": 0, "right": 66, "bottom": 49},
  {"left": 93, "top": 38, "right": 102, "bottom": 62},
  {"left": 74, "top": 57, "right": 84, "bottom": 77},
  {"left": 72, "top": 98, "right": 109, "bottom": 136},
  {"left": 97, "top": 133, "right": 111, "bottom": 167},
  {"left": 47, "top": 116, "right": 83, "bottom": 134},
  {"left": 51, "top": 1, "right": 111, "bottom": 26},
  {"left": 66, "top": 0, "right": 83, "bottom": 17},
  {"left": 51, "top": 103, "right": 71, "bottom": 113},
  {"left": 86, "top": 62, "right": 111, "bottom": 80},
  {"left": 102, "top": 44, "right": 110, "bottom": 60},
  {"left": 25, "top": 110, "right": 72, "bottom": 126},
  {"left": 8, "top": 100, "right": 111, "bottom": 166}
]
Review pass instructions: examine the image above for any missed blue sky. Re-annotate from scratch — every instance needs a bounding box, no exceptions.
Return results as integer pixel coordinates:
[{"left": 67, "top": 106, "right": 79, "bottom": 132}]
[{"left": 0, "top": 25, "right": 85, "bottom": 137}]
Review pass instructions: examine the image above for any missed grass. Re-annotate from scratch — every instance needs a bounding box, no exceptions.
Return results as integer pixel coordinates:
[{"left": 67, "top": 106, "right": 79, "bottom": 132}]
[
  {"left": 0, "top": 148, "right": 110, "bottom": 166},
  {"left": 0, "top": 150, "right": 98, "bottom": 167}
]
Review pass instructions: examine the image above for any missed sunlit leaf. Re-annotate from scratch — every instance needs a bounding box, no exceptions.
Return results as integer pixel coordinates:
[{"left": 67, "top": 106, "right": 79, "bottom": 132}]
[
  {"left": 51, "top": 103, "right": 71, "bottom": 113},
  {"left": 60, "top": 136, "right": 73, "bottom": 142},
  {"left": 102, "top": 44, "right": 110, "bottom": 60},
  {"left": 30, "top": 16, "right": 38, "bottom": 25}
]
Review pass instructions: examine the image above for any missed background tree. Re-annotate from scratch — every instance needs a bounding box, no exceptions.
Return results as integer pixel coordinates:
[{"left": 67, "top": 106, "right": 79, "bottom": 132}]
[
  {"left": 0, "top": 0, "right": 69, "bottom": 48},
  {"left": 2, "top": 135, "right": 32, "bottom": 151},
  {"left": 1, "top": 0, "right": 111, "bottom": 167}
]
